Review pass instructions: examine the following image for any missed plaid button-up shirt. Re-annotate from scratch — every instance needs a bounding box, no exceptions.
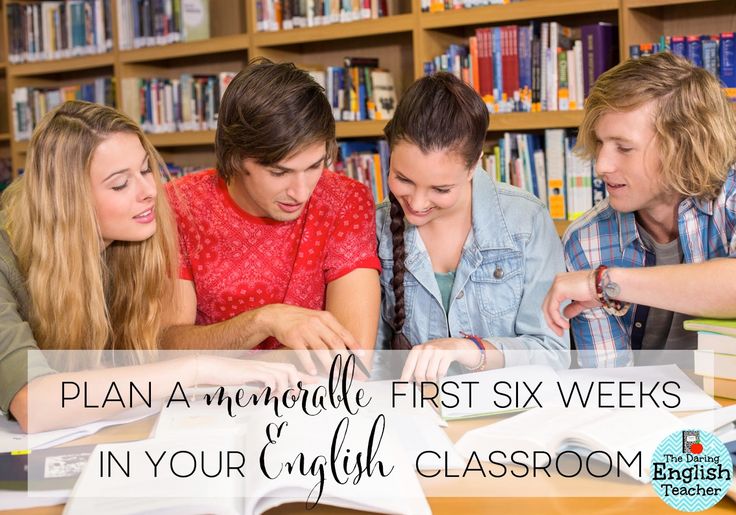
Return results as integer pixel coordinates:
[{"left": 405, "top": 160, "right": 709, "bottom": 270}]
[{"left": 563, "top": 169, "right": 736, "bottom": 368}]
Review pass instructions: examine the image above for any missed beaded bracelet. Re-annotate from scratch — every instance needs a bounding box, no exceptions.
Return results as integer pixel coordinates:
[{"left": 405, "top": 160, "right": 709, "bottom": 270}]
[{"left": 460, "top": 331, "right": 486, "bottom": 372}]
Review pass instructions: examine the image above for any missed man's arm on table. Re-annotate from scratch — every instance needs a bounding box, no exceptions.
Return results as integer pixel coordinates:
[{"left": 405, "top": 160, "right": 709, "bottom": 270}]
[{"left": 160, "top": 278, "right": 368, "bottom": 352}]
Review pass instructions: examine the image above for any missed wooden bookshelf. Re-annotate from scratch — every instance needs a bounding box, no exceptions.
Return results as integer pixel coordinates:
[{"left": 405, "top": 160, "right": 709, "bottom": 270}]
[
  {"left": 2, "top": 0, "right": 734, "bottom": 224},
  {"left": 8, "top": 53, "right": 115, "bottom": 77},
  {"left": 147, "top": 131, "right": 216, "bottom": 147},
  {"left": 253, "top": 14, "right": 415, "bottom": 47},
  {"left": 119, "top": 34, "right": 251, "bottom": 63},
  {"left": 420, "top": 0, "right": 619, "bottom": 30},
  {"left": 489, "top": 111, "right": 584, "bottom": 132},
  {"left": 554, "top": 220, "right": 572, "bottom": 237}
]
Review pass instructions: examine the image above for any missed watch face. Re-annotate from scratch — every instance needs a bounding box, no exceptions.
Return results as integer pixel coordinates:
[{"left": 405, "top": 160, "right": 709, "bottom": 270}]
[{"left": 604, "top": 282, "right": 621, "bottom": 299}]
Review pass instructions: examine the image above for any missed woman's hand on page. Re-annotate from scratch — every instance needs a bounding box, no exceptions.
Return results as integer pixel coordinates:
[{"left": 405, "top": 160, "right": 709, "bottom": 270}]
[{"left": 400, "top": 338, "right": 484, "bottom": 383}]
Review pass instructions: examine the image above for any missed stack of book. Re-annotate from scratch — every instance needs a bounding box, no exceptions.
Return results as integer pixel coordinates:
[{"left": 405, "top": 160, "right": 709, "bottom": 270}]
[
  {"left": 686, "top": 318, "right": 736, "bottom": 399},
  {"left": 424, "top": 21, "right": 618, "bottom": 114}
]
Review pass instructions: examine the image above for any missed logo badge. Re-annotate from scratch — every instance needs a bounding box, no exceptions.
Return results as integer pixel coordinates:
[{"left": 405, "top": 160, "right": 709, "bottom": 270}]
[{"left": 651, "top": 429, "right": 733, "bottom": 511}]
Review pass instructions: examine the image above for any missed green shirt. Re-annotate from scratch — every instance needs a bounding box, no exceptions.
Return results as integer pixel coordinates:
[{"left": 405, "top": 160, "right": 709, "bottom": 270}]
[
  {"left": 434, "top": 271, "right": 456, "bottom": 314},
  {"left": 0, "top": 226, "right": 55, "bottom": 415}
]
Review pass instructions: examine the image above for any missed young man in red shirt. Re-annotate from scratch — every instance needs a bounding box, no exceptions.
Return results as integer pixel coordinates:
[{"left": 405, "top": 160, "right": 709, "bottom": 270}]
[{"left": 163, "top": 59, "right": 381, "bottom": 362}]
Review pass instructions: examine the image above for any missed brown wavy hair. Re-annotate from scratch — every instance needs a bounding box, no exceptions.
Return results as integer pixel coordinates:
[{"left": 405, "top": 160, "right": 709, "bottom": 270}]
[
  {"left": 578, "top": 52, "right": 736, "bottom": 200},
  {"left": 2, "top": 101, "right": 178, "bottom": 352},
  {"left": 383, "top": 73, "right": 489, "bottom": 343},
  {"left": 215, "top": 57, "right": 336, "bottom": 183}
]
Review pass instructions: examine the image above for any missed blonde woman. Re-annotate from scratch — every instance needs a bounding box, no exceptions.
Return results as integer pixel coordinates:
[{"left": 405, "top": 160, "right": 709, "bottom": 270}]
[
  {"left": 1, "top": 101, "right": 301, "bottom": 432},
  {"left": 542, "top": 52, "right": 736, "bottom": 367}
]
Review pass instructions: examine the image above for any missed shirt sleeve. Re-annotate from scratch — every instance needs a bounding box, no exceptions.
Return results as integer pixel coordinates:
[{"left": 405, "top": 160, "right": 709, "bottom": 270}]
[
  {"left": 324, "top": 181, "right": 381, "bottom": 283},
  {"left": 564, "top": 230, "right": 632, "bottom": 368},
  {"left": 0, "top": 268, "right": 55, "bottom": 415},
  {"left": 165, "top": 182, "right": 194, "bottom": 280}
]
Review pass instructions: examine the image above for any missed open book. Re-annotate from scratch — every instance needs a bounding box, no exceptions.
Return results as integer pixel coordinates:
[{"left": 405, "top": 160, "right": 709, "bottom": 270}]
[
  {"left": 455, "top": 404, "right": 736, "bottom": 483},
  {"left": 64, "top": 400, "right": 432, "bottom": 515}
]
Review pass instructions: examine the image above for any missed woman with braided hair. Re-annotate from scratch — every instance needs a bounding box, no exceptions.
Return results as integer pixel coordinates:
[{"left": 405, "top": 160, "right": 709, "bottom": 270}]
[{"left": 375, "top": 73, "right": 570, "bottom": 381}]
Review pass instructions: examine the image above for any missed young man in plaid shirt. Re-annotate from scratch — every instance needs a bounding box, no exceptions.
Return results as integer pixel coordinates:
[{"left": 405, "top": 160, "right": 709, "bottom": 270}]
[{"left": 543, "top": 52, "right": 736, "bottom": 367}]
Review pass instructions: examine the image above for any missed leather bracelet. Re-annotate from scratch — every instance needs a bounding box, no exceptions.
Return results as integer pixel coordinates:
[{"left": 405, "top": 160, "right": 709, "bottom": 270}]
[{"left": 460, "top": 332, "right": 486, "bottom": 372}]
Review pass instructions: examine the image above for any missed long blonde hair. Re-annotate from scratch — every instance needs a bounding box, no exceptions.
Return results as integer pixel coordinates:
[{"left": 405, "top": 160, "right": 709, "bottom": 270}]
[
  {"left": 578, "top": 52, "right": 736, "bottom": 200},
  {"left": 2, "top": 101, "right": 178, "bottom": 352}
]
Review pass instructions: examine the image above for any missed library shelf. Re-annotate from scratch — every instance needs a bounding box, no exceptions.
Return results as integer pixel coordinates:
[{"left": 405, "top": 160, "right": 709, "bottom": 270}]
[
  {"left": 488, "top": 111, "right": 584, "bottom": 132},
  {"left": 8, "top": 53, "right": 115, "bottom": 77},
  {"left": 335, "top": 120, "right": 389, "bottom": 138},
  {"left": 420, "top": 0, "right": 619, "bottom": 30},
  {"left": 119, "top": 34, "right": 251, "bottom": 64},
  {"left": 252, "top": 14, "right": 415, "bottom": 47},
  {"left": 555, "top": 219, "right": 572, "bottom": 237},
  {"left": 146, "top": 131, "right": 216, "bottom": 147},
  {"left": 624, "top": 0, "right": 718, "bottom": 8}
]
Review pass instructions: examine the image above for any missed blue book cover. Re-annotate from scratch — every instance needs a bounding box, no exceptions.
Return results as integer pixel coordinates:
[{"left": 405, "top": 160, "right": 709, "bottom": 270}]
[
  {"left": 671, "top": 36, "right": 686, "bottom": 58},
  {"left": 687, "top": 36, "right": 703, "bottom": 67},
  {"left": 492, "top": 27, "right": 503, "bottom": 98},
  {"left": 720, "top": 33, "right": 736, "bottom": 89},
  {"left": 702, "top": 38, "right": 718, "bottom": 78}
]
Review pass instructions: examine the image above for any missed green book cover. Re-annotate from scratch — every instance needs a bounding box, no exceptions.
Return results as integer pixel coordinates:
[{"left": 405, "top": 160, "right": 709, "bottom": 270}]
[{"left": 683, "top": 318, "right": 736, "bottom": 337}]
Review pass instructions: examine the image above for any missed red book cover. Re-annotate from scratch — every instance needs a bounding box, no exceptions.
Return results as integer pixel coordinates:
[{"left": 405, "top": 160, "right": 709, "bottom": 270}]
[{"left": 476, "top": 28, "right": 493, "bottom": 97}]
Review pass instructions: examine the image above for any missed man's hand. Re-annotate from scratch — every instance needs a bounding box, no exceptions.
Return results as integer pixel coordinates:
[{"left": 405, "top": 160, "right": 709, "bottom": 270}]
[
  {"left": 542, "top": 270, "right": 601, "bottom": 336},
  {"left": 259, "top": 304, "right": 362, "bottom": 374}
]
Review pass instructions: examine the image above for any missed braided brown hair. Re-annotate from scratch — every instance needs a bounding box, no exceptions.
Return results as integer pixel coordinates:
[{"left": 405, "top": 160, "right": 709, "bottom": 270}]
[{"left": 383, "top": 73, "right": 488, "bottom": 347}]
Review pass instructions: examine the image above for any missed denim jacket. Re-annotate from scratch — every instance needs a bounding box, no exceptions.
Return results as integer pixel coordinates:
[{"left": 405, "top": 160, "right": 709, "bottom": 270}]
[{"left": 375, "top": 169, "right": 570, "bottom": 369}]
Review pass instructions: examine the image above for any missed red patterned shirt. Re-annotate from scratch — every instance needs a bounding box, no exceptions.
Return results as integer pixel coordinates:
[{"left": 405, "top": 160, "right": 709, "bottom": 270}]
[{"left": 166, "top": 169, "right": 380, "bottom": 349}]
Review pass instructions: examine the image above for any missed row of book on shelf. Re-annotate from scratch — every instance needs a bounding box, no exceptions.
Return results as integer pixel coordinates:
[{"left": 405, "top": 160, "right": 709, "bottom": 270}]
[
  {"left": 482, "top": 129, "right": 600, "bottom": 221},
  {"left": 685, "top": 319, "right": 736, "bottom": 400},
  {"left": 6, "top": 0, "right": 211, "bottom": 62},
  {"left": 10, "top": 58, "right": 397, "bottom": 140},
  {"left": 116, "top": 0, "right": 210, "bottom": 50},
  {"left": 255, "top": 0, "right": 399, "bottom": 32},
  {"left": 306, "top": 57, "right": 397, "bottom": 122},
  {"left": 422, "top": 0, "right": 518, "bottom": 13},
  {"left": 329, "top": 128, "right": 602, "bottom": 222},
  {"left": 12, "top": 79, "right": 116, "bottom": 142},
  {"left": 425, "top": 21, "right": 617, "bottom": 114},
  {"left": 6, "top": 0, "right": 113, "bottom": 64},
  {"left": 120, "top": 72, "right": 236, "bottom": 134},
  {"left": 630, "top": 32, "right": 736, "bottom": 99}
]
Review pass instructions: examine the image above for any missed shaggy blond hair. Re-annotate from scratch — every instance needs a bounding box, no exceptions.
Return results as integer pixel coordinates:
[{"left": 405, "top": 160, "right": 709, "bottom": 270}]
[
  {"left": 2, "top": 101, "right": 178, "bottom": 352},
  {"left": 578, "top": 52, "right": 736, "bottom": 200}
]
